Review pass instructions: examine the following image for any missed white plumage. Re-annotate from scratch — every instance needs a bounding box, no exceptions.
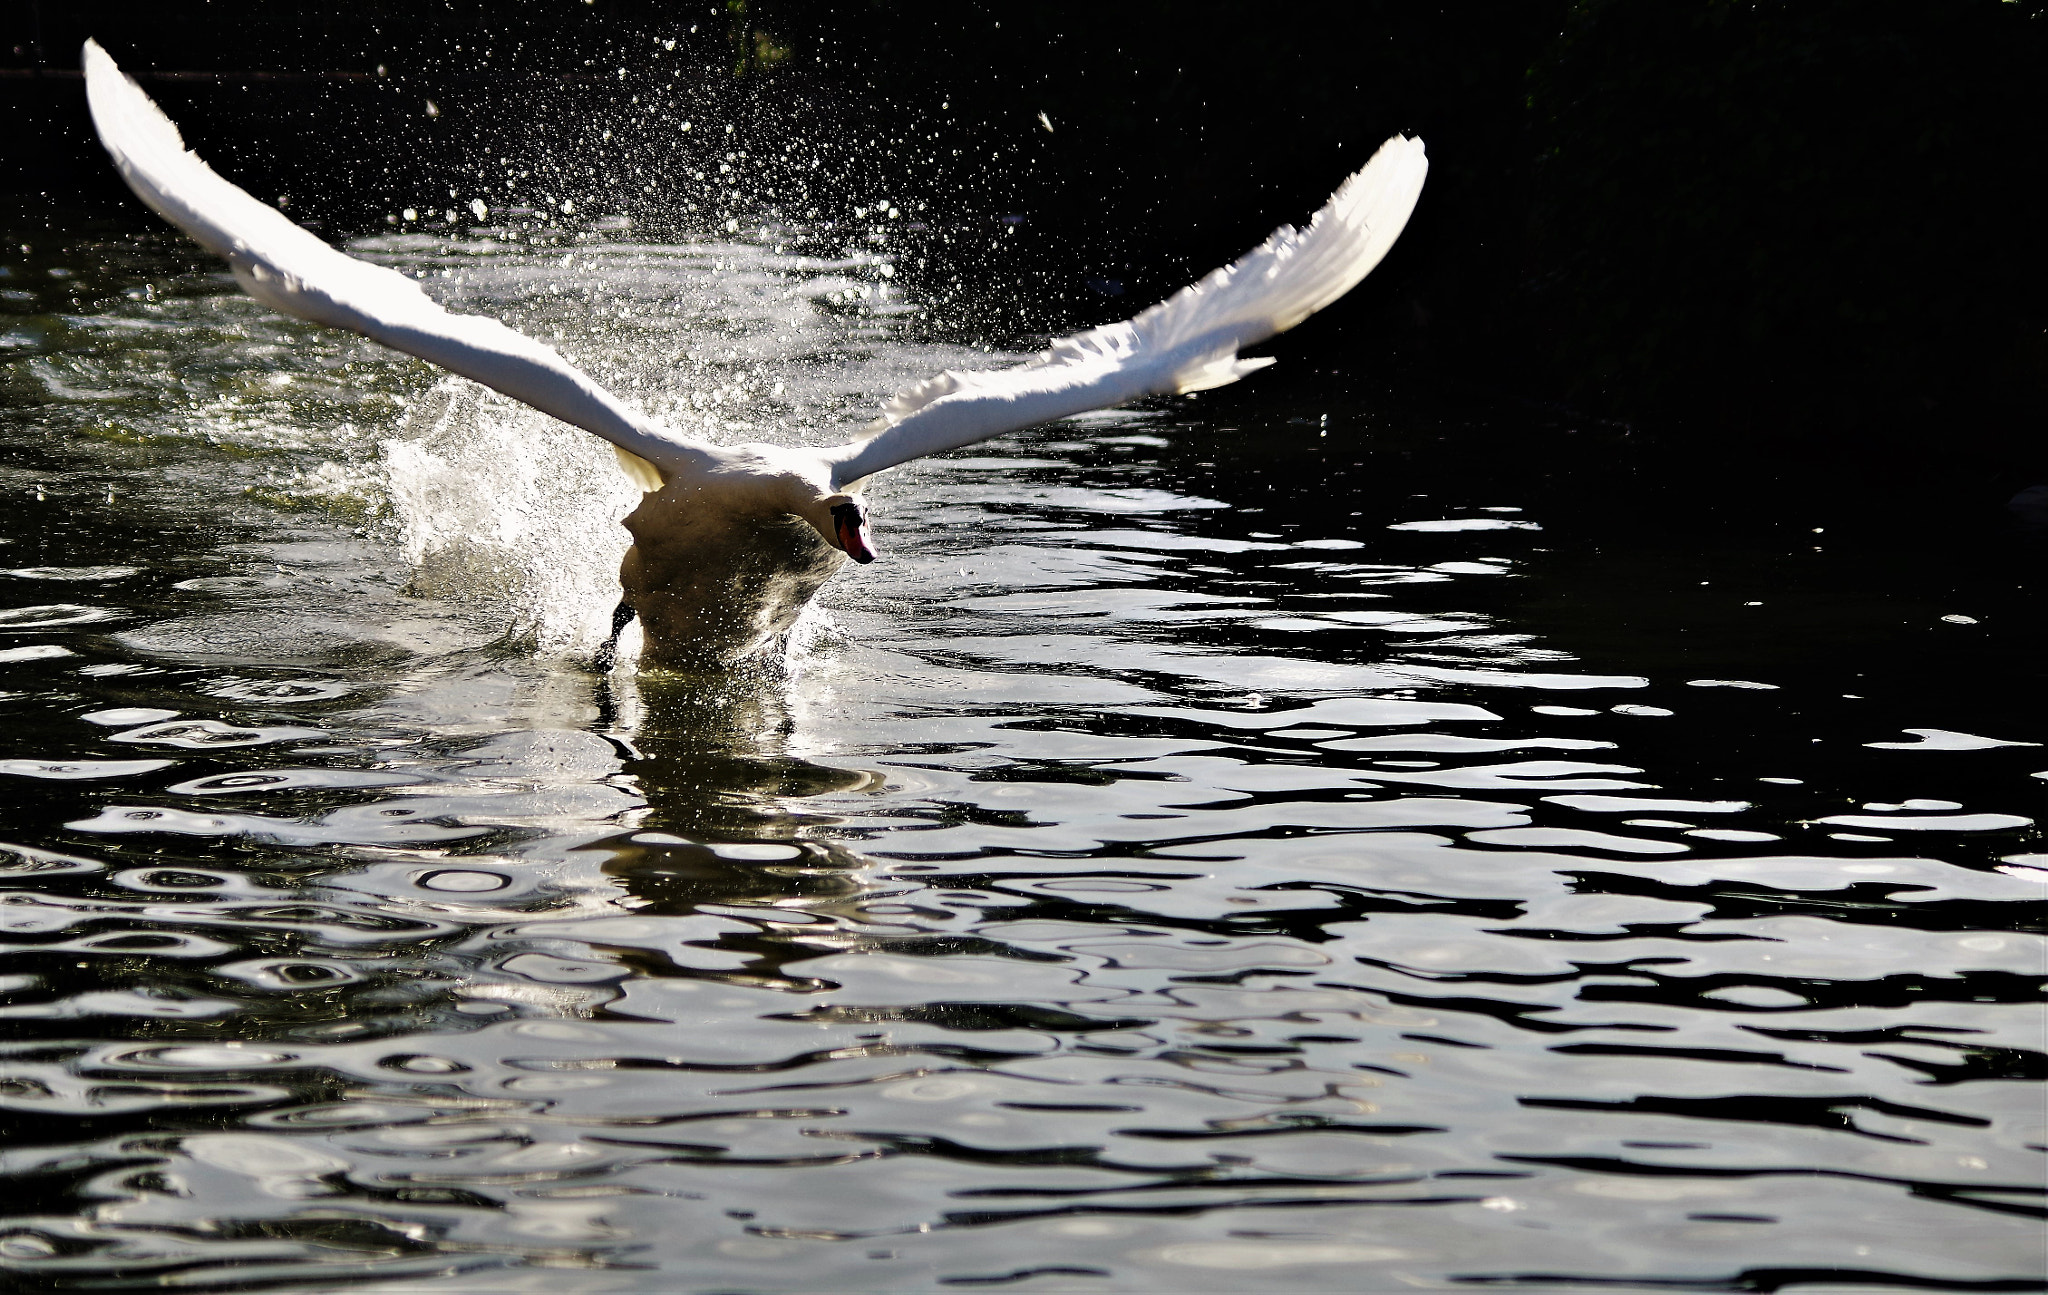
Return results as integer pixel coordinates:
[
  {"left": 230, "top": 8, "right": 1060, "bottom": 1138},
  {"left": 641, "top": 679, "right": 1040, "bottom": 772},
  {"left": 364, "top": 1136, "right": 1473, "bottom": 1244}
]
[
  {"left": 829, "top": 140, "right": 1429, "bottom": 487},
  {"left": 83, "top": 39, "right": 1427, "bottom": 669}
]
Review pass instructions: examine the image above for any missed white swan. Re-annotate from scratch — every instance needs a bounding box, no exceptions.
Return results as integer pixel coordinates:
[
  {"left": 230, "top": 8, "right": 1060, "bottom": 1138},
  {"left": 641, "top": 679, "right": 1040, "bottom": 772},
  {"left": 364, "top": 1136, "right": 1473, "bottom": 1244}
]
[{"left": 82, "top": 40, "right": 1428, "bottom": 670}]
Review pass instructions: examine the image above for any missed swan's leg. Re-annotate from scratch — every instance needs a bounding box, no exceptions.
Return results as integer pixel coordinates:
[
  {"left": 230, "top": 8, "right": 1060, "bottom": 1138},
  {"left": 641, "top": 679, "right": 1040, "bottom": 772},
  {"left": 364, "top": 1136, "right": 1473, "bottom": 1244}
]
[{"left": 593, "top": 600, "right": 636, "bottom": 673}]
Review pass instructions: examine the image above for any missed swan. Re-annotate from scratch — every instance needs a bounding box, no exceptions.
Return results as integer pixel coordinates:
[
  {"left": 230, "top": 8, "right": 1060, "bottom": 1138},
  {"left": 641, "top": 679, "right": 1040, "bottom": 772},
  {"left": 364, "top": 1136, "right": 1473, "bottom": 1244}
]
[{"left": 81, "top": 40, "right": 1428, "bottom": 671}]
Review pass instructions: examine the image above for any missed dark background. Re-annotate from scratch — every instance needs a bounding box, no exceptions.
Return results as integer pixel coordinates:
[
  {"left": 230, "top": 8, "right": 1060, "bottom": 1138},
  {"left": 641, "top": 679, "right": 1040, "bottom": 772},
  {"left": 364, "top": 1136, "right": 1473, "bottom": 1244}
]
[{"left": 6, "top": 0, "right": 2046, "bottom": 485}]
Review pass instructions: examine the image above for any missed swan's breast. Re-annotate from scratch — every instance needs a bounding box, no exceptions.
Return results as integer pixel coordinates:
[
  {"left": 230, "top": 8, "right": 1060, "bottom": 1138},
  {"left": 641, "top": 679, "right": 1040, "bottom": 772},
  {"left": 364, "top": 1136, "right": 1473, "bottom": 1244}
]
[{"left": 619, "top": 488, "right": 845, "bottom": 668}]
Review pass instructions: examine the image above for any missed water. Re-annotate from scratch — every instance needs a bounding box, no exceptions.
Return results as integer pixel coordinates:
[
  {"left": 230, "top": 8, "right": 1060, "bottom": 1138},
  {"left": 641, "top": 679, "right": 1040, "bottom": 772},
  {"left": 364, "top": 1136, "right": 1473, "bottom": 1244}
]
[{"left": 0, "top": 213, "right": 2041, "bottom": 1293}]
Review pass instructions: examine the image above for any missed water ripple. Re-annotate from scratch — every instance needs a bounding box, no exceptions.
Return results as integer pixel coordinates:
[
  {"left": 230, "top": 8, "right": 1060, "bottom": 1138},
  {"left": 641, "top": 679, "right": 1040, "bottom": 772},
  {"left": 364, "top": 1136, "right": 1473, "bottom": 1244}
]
[{"left": 0, "top": 224, "right": 2036, "bottom": 1292}]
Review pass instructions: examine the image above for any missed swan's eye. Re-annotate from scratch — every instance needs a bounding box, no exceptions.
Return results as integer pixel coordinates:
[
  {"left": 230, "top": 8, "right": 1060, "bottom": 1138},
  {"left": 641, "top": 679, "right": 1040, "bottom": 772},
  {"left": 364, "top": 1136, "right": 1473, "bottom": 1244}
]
[{"left": 830, "top": 501, "right": 877, "bottom": 564}]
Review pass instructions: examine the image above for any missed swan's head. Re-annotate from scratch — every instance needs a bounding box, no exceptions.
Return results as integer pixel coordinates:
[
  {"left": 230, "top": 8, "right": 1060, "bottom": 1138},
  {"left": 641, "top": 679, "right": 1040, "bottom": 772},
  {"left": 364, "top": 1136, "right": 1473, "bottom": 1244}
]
[
  {"left": 706, "top": 444, "right": 878, "bottom": 563},
  {"left": 812, "top": 492, "right": 876, "bottom": 564}
]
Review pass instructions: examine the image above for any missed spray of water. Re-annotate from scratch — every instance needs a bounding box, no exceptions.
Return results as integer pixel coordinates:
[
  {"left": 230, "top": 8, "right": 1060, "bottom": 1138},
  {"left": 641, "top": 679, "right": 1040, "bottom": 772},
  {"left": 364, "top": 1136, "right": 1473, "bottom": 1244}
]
[
  {"left": 383, "top": 378, "right": 637, "bottom": 653},
  {"left": 361, "top": 231, "right": 998, "bottom": 662}
]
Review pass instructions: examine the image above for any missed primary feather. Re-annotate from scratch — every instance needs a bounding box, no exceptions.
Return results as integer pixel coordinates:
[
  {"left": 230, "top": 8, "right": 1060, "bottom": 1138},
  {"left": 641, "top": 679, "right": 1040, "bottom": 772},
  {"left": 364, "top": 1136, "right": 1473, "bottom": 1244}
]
[
  {"left": 825, "top": 135, "right": 1427, "bottom": 489},
  {"left": 82, "top": 39, "right": 700, "bottom": 481}
]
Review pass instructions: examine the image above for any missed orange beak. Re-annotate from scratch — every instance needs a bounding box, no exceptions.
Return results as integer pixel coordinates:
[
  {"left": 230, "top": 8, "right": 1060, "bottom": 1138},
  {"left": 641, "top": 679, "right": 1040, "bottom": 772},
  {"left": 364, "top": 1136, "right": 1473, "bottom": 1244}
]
[{"left": 831, "top": 501, "right": 876, "bottom": 563}]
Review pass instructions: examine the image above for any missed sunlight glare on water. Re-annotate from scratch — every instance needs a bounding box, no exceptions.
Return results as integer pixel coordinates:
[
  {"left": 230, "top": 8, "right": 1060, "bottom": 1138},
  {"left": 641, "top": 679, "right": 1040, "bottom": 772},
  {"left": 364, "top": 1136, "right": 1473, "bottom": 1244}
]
[{"left": 0, "top": 213, "right": 2039, "bottom": 1292}]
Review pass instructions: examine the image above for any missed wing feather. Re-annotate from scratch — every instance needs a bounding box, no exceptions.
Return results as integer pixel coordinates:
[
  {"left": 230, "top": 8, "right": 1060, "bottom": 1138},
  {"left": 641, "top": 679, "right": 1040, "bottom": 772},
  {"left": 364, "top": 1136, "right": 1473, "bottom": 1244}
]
[
  {"left": 826, "top": 136, "right": 1427, "bottom": 489},
  {"left": 82, "top": 40, "right": 701, "bottom": 480}
]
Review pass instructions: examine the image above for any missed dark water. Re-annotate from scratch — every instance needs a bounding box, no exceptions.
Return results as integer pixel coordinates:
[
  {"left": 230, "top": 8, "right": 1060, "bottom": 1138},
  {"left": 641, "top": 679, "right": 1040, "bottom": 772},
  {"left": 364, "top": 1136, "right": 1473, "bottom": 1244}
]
[{"left": 0, "top": 215, "right": 2041, "bottom": 1293}]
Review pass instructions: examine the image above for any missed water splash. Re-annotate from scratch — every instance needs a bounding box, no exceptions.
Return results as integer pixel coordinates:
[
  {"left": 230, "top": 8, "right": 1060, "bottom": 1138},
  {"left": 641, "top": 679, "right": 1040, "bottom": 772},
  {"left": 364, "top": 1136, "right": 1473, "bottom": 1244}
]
[
  {"left": 383, "top": 378, "right": 638, "bottom": 653},
  {"left": 359, "top": 228, "right": 992, "bottom": 660}
]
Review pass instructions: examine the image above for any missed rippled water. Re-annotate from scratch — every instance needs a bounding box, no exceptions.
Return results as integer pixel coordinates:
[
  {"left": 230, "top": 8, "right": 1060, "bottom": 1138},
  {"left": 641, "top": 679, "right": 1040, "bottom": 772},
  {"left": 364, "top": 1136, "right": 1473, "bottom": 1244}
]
[{"left": 0, "top": 212, "right": 2041, "bottom": 1293}]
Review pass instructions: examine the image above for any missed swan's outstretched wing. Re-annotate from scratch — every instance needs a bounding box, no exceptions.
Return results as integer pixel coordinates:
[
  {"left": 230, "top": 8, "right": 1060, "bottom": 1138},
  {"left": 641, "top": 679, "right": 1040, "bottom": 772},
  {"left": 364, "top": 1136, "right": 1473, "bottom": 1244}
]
[
  {"left": 824, "top": 136, "right": 1427, "bottom": 490},
  {"left": 83, "top": 40, "right": 699, "bottom": 484}
]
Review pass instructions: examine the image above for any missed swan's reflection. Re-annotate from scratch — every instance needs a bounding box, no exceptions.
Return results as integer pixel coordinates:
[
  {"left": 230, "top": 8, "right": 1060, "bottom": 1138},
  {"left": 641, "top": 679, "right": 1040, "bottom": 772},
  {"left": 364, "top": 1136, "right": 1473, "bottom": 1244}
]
[
  {"left": 602, "top": 660, "right": 883, "bottom": 828},
  {"left": 586, "top": 663, "right": 891, "bottom": 987}
]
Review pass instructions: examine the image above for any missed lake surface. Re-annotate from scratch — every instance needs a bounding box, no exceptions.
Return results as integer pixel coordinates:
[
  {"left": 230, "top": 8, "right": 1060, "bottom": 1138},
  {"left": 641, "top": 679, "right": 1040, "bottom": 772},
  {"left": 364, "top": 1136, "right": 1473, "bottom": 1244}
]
[{"left": 0, "top": 212, "right": 2041, "bottom": 1293}]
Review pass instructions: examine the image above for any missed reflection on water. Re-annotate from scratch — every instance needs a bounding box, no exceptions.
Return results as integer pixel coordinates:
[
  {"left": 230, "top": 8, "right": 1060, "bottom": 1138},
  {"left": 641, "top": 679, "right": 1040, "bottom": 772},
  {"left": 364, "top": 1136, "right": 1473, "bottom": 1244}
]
[{"left": 0, "top": 215, "right": 2039, "bottom": 1292}]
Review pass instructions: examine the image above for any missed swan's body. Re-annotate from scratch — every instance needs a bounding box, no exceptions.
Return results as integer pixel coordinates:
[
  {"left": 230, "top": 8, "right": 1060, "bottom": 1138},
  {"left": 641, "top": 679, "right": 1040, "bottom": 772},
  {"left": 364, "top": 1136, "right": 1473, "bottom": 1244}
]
[
  {"left": 618, "top": 443, "right": 852, "bottom": 665},
  {"left": 82, "top": 40, "right": 1428, "bottom": 669}
]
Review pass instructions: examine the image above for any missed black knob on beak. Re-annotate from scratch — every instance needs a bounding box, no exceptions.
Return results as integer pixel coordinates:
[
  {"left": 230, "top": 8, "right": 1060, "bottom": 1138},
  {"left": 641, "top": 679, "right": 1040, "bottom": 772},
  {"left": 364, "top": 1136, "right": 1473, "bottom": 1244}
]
[{"left": 830, "top": 501, "right": 877, "bottom": 563}]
